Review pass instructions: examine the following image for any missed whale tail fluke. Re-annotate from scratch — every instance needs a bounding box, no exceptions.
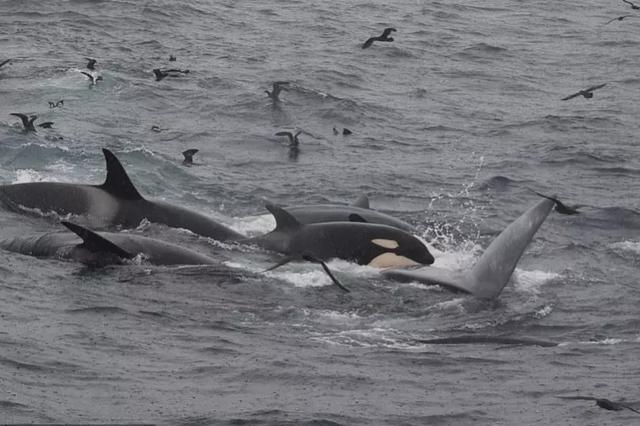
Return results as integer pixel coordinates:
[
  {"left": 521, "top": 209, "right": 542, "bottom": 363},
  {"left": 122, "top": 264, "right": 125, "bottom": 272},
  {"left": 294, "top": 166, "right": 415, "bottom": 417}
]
[{"left": 383, "top": 198, "right": 554, "bottom": 299}]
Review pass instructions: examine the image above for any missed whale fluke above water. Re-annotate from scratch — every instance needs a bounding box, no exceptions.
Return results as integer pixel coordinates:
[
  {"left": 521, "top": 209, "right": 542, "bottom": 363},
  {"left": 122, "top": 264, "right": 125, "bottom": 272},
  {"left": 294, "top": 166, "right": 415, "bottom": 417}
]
[
  {"left": 383, "top": 198, "right": 555, "bottom": 299},
  {"left": 531, "top": 191, "right": 580, "bottom": 215},
  {"left": 362, "top": 28, "right": 396, "bottom": 49}
]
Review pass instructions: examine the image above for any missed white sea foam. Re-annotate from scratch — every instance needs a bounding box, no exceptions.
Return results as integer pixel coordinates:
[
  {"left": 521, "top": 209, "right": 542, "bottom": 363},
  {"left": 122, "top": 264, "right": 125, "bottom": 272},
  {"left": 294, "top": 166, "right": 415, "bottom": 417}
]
[
  {"left": 609, "top": 240, "right": 640, "bottom": 254},
  {"left": 230, "top": 214, "right": 274, "bottom": 236},
  {"left": 513, "top": 269, "right": 559, "bottom": 294},
  {"left": 13, "top": 169, "right": 59, "bottom": 184}
]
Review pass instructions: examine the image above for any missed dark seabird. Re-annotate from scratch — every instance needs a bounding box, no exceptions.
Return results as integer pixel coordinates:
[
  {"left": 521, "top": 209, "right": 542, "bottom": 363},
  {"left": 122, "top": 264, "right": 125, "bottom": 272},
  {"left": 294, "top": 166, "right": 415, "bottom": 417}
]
[
  {"left": 37, "top": 122, "right": 54, "bottom": 129},
  {"left": 558, "top": 396, "right": 640, "bottom": 414},
  {"left": 182, "top": 149, "right": 199, "bottom": 166},
  {"left": 0, "top": 59, "right": 11, "bottom": 69},
  {"left": 605, "top": 15, "right": 636, "bottom": 24},
  {"left": 265, "top": 81, "right": 290, "bottom": 101},
  {"left": 623, "top": 0, "right": 640, "bottom": 10},
  {"left": 275, "top": 130, "right": 301, "bottom": 148},
  {"left": 151, "top": 125, "right": 168, "bottom": 132},
  {"left": 153, "top": 68, "right": 190, "bottom": 81},
  {"left": 561, "top": 83, "right": 606, "bottom": 101},
  {"left": 342, "top": 128, "right": 352, "bottom": 135},
  {"left": 169, "top": 55, "right": 177, "bottom": 61},
  {"left": 10, "top": 113, "right": 38, "bottom": 132},
  {"left": 48, "top": 102, "right": 56, "bottom": 108},
  {"left": 362, "top": 28, "right": 397, "bottom": 49},
  {"left": 81, "top": 71, "right": 103, "bottom": 85},
  {"left": 333, "top": 127, "right": 339, "bottom": 135},
  {"left": 531, "top": 191, "right": 580, "bottom": 215},
  {"left": 49, "top": 100, "right": 64, "bottom": 108},
  {"left": 85, "top": 58, "right": 97, "bottom": 70}
]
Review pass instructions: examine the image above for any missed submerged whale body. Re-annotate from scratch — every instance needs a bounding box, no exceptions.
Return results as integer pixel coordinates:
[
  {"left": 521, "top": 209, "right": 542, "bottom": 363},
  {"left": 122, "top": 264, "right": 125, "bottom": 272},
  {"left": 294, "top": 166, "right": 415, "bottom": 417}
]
[
  {"left": 0, "top": 221, "right": 218, "bottom": 266},
  {"left": 383, "top": 198, "right": 554, "bottom": 299},
  {"left": 284, "top": 195, "right": 415, "bottom": 232},
  {"left": 0, "top": 149, "right": 244, "bottom": 242},
  {"left": 248, "top": 203, "right": 434, "bottom": 268}
]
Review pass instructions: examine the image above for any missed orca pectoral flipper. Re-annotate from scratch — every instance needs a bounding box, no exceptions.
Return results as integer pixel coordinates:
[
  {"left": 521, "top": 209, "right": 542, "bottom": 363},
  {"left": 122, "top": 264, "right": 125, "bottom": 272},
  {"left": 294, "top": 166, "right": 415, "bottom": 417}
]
[
  {"left": 61, "top": 221, "right": 132, "bottom": 259},
  {"left": 98, "top": 149, "right": 144, "bottom": 200},
  {"left": 383, "top": 198, "right": 554, "bottom": 299},
  {"left": 264, "top": 254, "right": 350, "bottom": 292}
]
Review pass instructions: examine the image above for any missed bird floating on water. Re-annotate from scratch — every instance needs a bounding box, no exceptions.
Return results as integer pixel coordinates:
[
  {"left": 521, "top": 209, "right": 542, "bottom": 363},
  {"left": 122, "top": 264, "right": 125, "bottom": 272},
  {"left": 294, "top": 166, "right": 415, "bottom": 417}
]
[
  {"left": 48, "top": 100, "right": 64, "bottom": 108},
  {"left": 265, "top": 81, "right": 290, "bottom": 101},
  {"left": 605, "top": 15, "right": 637, "bottom": 24},
  {"left": 622, "top": 0, "right": 640, "bottom": 10},
  {"left": 153, "top": 68, "right": 190, "bottom": 81},
  {"left": 85, "top": 58, "right": 97, "bottom": 70},
  {"left": 558, "top": 396, "right": 640, "bottom": 414},
  {"left": 561, "top": 83, "right": 606, "bottom": 101},
  {"left": 362, "top": 28, "right": 397, "bottom": 49},
  {"left": 81, "top": 71, "right": 103, "bottom": 85},
  {"left": 10, "top": 113, "right": 38, "bottom": 132},
  {"left": 169, "top": 55, "right": 176, "bottom": 61}
]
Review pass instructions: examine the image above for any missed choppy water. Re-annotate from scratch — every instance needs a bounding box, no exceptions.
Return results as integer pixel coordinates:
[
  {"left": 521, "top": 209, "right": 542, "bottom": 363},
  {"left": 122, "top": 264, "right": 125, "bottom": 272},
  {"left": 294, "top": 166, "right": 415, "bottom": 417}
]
[{"left": 1, "top": 0, "right": 640, "bottom": 424}]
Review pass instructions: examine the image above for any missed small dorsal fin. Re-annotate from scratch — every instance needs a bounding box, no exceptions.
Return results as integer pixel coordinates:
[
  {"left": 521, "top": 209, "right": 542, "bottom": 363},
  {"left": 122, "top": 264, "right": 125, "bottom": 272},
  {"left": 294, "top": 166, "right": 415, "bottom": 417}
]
[
  {"left": 182, "top": 148, "right": 198, "bottom": 163},
  {"left": 98, "top": 149, "right": 144, "bottom": 200},
  {"left": 348, "top": 213, "right": 367, "bottom": 223},
  {"left": 352, "top": 194, "right": 370, "bottom": 209},
  {"left": 265, "top": 202, "right": 301, "bottom": 231},
  {"left": 61, "top": 221, "right": 132, "bottom": 258}
]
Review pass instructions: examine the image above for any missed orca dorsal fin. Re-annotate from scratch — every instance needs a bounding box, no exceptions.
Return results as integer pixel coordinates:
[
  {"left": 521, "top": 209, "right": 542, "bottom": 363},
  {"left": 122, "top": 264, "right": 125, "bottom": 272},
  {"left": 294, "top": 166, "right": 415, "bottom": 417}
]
[
  {"left": 352, "top": 194, "right": 370, "bottom": 209},
  {"left": 98, "top": 149, "right": 144, "bottom": 200},
  {"left": 348, "top": 213, "right": 368, "bottom": 223},
  {"left": 61, "top": 221, "right": 132, "bottom": 259},
  {"left": 265, "top": 202, "right": 301, "bottom": 231}
]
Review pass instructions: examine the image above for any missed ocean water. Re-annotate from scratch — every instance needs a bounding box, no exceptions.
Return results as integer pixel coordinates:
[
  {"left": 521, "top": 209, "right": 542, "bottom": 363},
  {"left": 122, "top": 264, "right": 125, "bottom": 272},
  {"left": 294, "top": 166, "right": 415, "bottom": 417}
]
[{"left": 1, "top": 0, "right": 640, "bottom": 424}]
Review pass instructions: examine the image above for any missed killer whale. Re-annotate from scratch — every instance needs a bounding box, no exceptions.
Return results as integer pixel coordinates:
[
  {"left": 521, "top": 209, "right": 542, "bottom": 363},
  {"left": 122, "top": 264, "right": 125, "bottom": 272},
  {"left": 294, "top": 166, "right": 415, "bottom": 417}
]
[
  {"left": 284, "top": 195, "right": 415, "bottom": 232},
  {"left": 248, "top": 203, "right": 434, "bottom": 268},
  {"left": 382, "top": 198, "right": 554, "bottom": 299},
  {"left": 0, "top": 149, "right": 244, "bottom": 241},
  {"left": 0, "top": 221, "right": 219, "bottom": 266}
]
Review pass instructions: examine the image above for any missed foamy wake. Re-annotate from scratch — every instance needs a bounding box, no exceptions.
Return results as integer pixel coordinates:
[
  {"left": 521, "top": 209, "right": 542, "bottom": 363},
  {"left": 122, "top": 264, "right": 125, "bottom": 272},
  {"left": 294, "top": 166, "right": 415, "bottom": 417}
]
[
  {"left": 513, "top": 269, "right": 559, "bottom": 295},
  {"left": 609, "top": 240, "right": 640, "bottom": 254}
]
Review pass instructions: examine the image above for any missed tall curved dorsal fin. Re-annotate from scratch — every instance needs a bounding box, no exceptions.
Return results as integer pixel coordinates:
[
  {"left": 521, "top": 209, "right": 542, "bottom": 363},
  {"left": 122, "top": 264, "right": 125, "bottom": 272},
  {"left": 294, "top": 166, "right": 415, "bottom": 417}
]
[
  {"left": 61, "top": 221, "right": 132, "bottom": 258},
  {"left": 265, "top": 202, "right": 301, "bottom": 231},
  {"left": 352, "top": 194, "right": 370, "bottom": 209},
  {"left": 98, "top": 149, "right": 144, "bottom": 200}
]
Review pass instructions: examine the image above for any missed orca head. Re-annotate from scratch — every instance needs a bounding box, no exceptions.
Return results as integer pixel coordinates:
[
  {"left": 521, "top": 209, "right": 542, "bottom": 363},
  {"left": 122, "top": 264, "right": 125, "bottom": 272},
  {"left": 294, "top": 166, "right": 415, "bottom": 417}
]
[{"left": 367, "top": 233, "right": 434, "bottom": 268}]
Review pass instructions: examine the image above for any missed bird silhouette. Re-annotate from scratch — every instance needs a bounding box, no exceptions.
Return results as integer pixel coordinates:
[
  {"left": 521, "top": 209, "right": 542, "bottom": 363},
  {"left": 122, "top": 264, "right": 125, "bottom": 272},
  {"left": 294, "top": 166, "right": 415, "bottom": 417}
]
[
  {"left": 605, "top": 15, "right": 637, "bottom": 24},
  {"left": 265, "top": 81, "right": 290, "bottom": 101},
  {"left": 561, "top": 83, "right": 606, "bottom": 101},
  {"left": 10, "top": 113, "right": 38, "bottom": 132},
  {"left": 362, "top": 28, "right": 397, "bottom": 49},
  {"left": 558, "top": 396, "right": 640, "bottom": 414}
]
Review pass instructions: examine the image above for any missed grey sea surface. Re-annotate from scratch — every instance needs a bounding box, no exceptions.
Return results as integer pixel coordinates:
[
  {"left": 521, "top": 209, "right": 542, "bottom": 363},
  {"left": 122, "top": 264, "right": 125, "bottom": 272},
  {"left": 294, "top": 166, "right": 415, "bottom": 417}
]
[{"left": 1, "top": 0, "right": 640, "bottom": 424}]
